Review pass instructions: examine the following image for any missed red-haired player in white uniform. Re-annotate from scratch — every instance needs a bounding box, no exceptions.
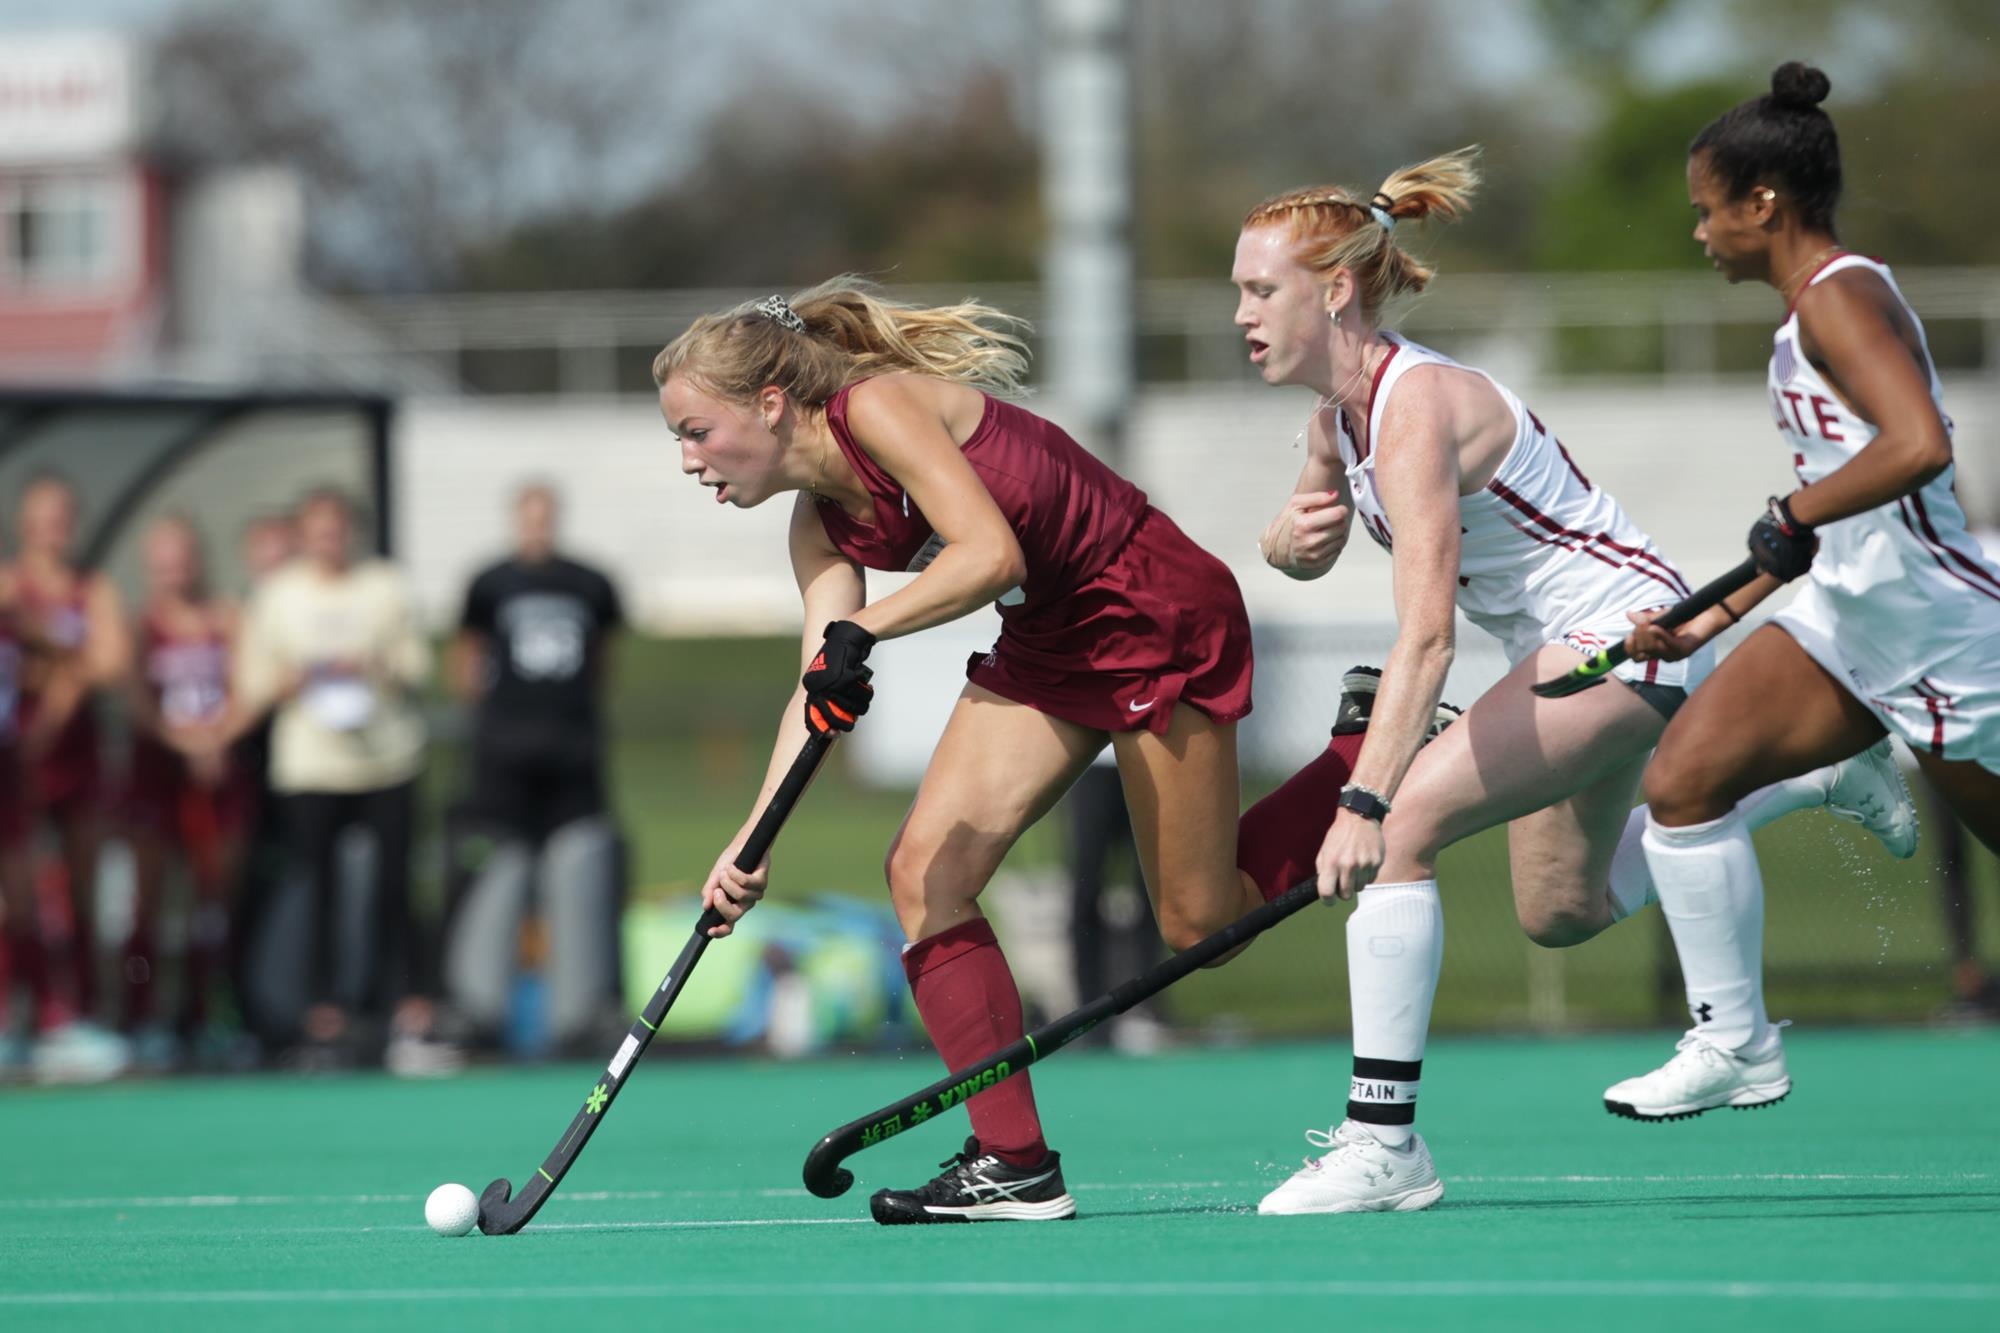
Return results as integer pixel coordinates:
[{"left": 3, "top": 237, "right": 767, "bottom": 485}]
[
  {"left": 1226, "top": 147, "right": 1916, "bottom": 1214},
  {"left": 1605, "top": 63, "right": 2000, "bottom": 1120}
]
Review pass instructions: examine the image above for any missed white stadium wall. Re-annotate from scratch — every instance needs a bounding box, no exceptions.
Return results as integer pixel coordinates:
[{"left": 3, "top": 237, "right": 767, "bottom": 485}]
[
  {"left": 396, "top": 377, "right": 2000, "bottom": 783},
  {"left": 397, "top": 376, "right": 2000, "bottom": 636}
]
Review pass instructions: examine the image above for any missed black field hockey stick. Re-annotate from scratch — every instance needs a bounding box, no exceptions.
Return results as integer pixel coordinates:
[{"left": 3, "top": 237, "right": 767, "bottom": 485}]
[
  {"left": 801, "top": 879, "right": 1320, "bottom": 1199},
  {"left": 1529, "top": 558, "right": 1760, "bottom": 699},
  {"left": 478, "top": 729, "right": 837, "bottom": 1235}
]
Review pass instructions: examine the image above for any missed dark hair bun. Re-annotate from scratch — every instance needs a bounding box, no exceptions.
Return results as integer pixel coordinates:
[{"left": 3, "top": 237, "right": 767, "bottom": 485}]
[{"left": 1770, "top": 62, "right": 1831, "bottom": 111}]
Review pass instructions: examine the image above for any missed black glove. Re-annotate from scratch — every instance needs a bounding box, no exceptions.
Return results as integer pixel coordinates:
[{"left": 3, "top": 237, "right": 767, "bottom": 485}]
[
  {"left": 1748, "top": 494, "right": 1817, "bottom": 582},
  {"left": 802, "top": 620, "right": 876, "bottom": 734}
]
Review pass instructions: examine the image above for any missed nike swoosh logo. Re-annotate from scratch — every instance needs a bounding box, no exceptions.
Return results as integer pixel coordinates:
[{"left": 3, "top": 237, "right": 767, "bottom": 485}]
[{"left": 1127, "top": 698, "right": 1154, "bottom": 712}]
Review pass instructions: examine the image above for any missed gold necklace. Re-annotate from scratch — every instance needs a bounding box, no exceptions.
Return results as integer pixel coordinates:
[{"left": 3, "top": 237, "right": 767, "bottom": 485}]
[
  {"left": 807, "top": 430, "right": 829, "bottom": 496},
  {"left": 1778, "top": 244, "right": 1843, "bottom": 305}
]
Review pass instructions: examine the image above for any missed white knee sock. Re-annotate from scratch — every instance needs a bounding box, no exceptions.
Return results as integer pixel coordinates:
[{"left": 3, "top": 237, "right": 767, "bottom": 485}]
[
  {"left": 1606, "top": 767, "right": 1835, "bottom": 921},
  {"left": 1344, "top": 879, "right": 1443, "bottom": 1146},
  {"left": 1644, "top": 810, "right": 1768, "bottom": 1051}
]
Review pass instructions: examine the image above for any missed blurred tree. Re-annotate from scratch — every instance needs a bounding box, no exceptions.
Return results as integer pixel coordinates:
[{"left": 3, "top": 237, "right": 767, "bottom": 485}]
[
  {"left": 1127, "top": 0, "right": 1555, "bottom": 282},
  {"left": 458, "top": 71, "right": 1041, "bottom": 289},
  {"left": 1532, "top": 80, "right": 1737, "bottom": 270},
  {"left": 152, "top": 0, "right": 670, "bottom": 289}
]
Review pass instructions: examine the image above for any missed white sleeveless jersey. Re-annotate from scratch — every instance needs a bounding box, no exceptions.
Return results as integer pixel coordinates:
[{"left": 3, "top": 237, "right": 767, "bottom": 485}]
[
  {"left": 1337, "top": 334, "right": 1699, "bottom": 679},
  {"left": 1766, "top": 255, "right": 2000, "bottom": 766},
  {"left": 1768, "top": 255, "right": 2000, "bottom": 686}
]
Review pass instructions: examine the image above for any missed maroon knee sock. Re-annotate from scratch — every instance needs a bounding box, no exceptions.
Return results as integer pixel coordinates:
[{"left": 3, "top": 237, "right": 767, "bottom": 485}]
[
  {"left": 3, "top": 927, "right": 55, "bottom": 1033},
  {"left": 1237, "top": 731, "right": 1364, "bottom": 902},
  {"left": 901, "top": 917, "right": 1048, "bottom": 1167}
]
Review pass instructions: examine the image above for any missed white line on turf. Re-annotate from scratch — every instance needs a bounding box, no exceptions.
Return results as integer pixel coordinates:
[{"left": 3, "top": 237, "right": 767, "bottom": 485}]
[
  {"left": 0, "top": 1173, "right": 1984, "bottom": 1211},
  {"left": 0, "top": 1280, "right": 1995, "bottom": 1305}
]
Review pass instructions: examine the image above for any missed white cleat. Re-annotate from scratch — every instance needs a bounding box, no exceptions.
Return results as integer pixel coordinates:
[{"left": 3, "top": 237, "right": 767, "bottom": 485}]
[
  {"left": 1826, "top": 738, "right": 1919, "bottom": 859},
  {"left": 31, "top": 1021, "right": 132, "bottom": 1085},
  {"left": 1257, "top": 1121, "right": 1444, "bottom": 1215},
  {"left": 1604, "top": 1028, "right": 1790, "bottom": 1122}
]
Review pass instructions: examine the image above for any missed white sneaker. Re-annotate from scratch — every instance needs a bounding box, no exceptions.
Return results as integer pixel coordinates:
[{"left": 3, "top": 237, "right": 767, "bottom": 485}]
[
  {"left": 1604, "top": 1028, "right": 1790, "bottom": 1121},
  {"left": 1826, "top": 739, "right": 1919, "bottom": 859},
  {"left": 32, "top": 1022, "right": 132, "bottom": 1085},
  {"left": 1257, "top": 1121, "right": 1444, "bottom": 1215}
]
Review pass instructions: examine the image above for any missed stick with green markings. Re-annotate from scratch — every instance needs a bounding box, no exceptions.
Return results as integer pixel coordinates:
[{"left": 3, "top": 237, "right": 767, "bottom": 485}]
[
  {"left": 1529, "top": 558, "right": 1760, "bottom": 699},
  {"left": 478, "top": 729, "right": 838, "bottom": 1235},
  {"left": 801, "top": 879, "right": 1321, "bottom": 1199}
]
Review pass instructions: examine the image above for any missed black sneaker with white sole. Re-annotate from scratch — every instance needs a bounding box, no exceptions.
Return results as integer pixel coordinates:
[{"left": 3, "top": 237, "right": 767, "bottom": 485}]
[
  {"left": 869, "top": 1136, "right": 1077, "bottom": 1224},
  {"left": 1332, "top": 665, "right": 1462, "bottom": 744}
]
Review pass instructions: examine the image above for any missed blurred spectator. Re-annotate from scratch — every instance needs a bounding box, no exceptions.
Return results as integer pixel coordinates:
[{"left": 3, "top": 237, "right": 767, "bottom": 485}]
[
  {"left": 1064, "top": 754, "right": 1169, "bottom": 1053},
  {"left": 225, "top": 510, "right": 296, "bottom": 1051},
  {"left": 443, "top": 481, "right": 625, "bottom": 1055},
  {"left": 7, "top": 475, "right": 132, "bottom": 1083},
  {"left": 118, "top": 515, "right": 253, "bottom": 1070},
  {"left": 0, "top": 566, "right": 36, "bottom": 1075},
  {"left": 229, "top": 488, "right": 453, "bottom": 1072}
]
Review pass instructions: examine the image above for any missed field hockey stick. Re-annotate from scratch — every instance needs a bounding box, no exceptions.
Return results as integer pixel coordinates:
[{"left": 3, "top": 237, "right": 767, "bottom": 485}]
[
  {"left": 478, "top": 728, "right": 837, "bottom": 1235},
  {"left": 801, "top": 879, "right": 1320, "bottom": 1199},
  {"left": 1529, "top": 557, "right": 1760, "bottom": 699}
]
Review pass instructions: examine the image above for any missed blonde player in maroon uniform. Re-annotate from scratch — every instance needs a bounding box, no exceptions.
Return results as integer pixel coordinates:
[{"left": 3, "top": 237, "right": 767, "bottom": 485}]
[
  {"left": 1603, "top": 64, "right": 2000, "bottom": 1121},
  {"left": 120, "top": 515, "right": 251, "bottom": 1067},
  {"left": 656, "top": 281, "right": 1258, "bottom": 1224},
  {"left": 9, "top": 475, "right": 132, "bottom": 1081},
  {"left": 1224, "top": 148, "right": 1914, "bottom": 1214}
]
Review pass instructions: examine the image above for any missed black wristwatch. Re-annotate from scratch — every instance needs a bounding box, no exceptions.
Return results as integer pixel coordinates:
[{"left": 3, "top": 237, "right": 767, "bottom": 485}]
[{"left": 1338, "top": 783, "right": 1391, "bottom": 823}]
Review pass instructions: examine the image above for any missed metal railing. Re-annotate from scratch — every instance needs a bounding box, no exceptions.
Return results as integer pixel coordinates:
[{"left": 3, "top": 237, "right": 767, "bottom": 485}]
[{"left": 238, "top": 268, "right": 2000, "bottom": 395}]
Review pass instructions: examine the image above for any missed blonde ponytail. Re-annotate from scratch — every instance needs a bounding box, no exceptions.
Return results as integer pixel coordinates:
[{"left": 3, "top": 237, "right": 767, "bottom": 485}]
[
  {"left": 652, "top": 276, "right": 1030, "bottom": 406},
  {"left": 1243, "top": 145, "right": 1482, "bottom": 320}
]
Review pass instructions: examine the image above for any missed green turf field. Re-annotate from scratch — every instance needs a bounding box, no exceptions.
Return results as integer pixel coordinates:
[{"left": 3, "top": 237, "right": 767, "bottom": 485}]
[{"left": 3, "top": 1032, "right": 1995, "bottom": 1331}]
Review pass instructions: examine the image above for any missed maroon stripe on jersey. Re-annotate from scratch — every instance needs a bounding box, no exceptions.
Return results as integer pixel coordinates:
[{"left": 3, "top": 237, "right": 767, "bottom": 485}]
[
  {"left": 1486, "top": 479, "right": 1690, "bottom": 598},
  {"left": 1908, "top": 491, "right": 2000, "bottom": 598},
  {"left": 1784, "top": 250, "right": 1854, "bottom": 320},
  {"left": 1355, "top": 344, "right": 1402, "bottom": 463},
  {"left": 1527, "top": 412, "right": 1594, "bottom": 490},
  {"left": 1912, "top": 677, "right": 1953, "bottom": 756},
  {"left": 1896, "top": 498, "right": 2000, "bottom": 606}
]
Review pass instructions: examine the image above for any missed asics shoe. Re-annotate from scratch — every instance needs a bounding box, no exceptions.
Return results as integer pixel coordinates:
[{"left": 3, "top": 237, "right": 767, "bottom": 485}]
[
  {"left": 870, "top": 1136, "right": 1076, "bottom": 1224},
  {"left": 1257, "top": 1121, "right": 1444, "bottom": 1215},
  {"left": 1826, "top": 738, "right": 1919, "bottom": 859},
  {"left": 1604, "top": 1028, "right": 1790, "bottom": 1121}
]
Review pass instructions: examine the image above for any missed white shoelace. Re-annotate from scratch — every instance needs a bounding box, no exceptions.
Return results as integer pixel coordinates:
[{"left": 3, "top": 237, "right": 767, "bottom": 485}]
[{"left": 1298, "top": 1123, "right": 1373, "bottom": 1171}]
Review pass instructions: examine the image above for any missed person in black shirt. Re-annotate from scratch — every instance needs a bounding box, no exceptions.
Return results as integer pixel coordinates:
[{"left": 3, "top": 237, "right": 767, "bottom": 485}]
[{"left": 445, "top": 482, "right": 625, "bottom": 1054}]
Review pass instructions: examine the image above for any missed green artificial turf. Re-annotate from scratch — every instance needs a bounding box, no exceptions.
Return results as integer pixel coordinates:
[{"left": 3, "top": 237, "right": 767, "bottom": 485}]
[{"left": 2, "top": 1032, "right": 1995, "bottom": 1332}]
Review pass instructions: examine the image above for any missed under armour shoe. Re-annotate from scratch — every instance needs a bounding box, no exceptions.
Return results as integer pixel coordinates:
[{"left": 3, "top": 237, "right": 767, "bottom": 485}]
[
  {"left": 1603, "top": 1027, "right": 1790, "bottom": 1122},
  {"left": 1331, "top": 665, "right": 1462, "bottom": 744},
  {"left": 1826, "top": 738, "right": 1920, "bottom": 859},
  {"left": 1256, "top": 1121, "right": 1445, "bottom": 1216},
  {"left": 869, "top": 1136, "right": 1076, "bottom": 1224}
]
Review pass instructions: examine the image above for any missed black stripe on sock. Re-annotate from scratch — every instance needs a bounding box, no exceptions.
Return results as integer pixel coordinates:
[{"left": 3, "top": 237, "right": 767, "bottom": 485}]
[
  {"left": 1346, "top": 1099, "right": 1417, "bottom": 1126},
  {"left": 1351, "top": 1056, "right": 1422, "bottom": 1081}
]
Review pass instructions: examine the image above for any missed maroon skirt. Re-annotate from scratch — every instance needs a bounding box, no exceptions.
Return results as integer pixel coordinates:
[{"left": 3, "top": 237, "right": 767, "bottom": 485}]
[{"left": 966, "top": 507, "right": 1254, "bottom": 736}]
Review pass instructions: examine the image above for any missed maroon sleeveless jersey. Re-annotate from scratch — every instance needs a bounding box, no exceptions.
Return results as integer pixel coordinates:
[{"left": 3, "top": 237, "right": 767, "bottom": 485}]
[
  {"left": 813, "top": 380, "right": 1253, "bottom": 735},
  {"left": 815, "top": 383, "right": 1147, "bottom": 615},
  {"left": 0, "top": 608, "right": 21, "bottom": 842},
  {"left": 17, "top": 569, "right": 100, "bottom": 804},
  {"left": 0, "top": 605, "right": 20, "bottom": 745},
  {"left": 140, "top": 608, "right": 231, "bottom": 728},
  {"left": 127, "top": 606, "right": 248, "bottom": 841}
]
